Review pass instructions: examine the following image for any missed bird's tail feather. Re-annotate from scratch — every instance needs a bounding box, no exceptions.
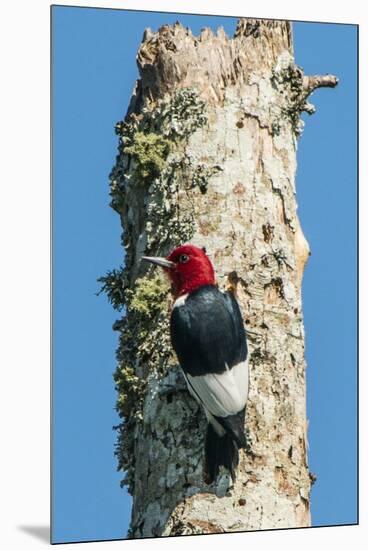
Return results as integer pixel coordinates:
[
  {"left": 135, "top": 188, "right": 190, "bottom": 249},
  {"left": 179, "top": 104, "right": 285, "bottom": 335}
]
[{"left": 204, "top": 422, "right": 239, "bottom": 484}]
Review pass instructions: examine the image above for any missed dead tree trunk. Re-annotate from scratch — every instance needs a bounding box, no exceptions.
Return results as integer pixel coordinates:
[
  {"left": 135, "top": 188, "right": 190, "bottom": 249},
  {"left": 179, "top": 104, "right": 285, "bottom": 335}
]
[{"left": 102, "top": 18, "right": 337, "bottom": 538}]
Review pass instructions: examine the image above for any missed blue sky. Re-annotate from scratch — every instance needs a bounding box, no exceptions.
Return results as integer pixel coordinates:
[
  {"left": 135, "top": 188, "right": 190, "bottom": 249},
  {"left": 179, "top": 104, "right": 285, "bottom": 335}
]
[{"left": 52, "top": 6, "right": 357, "bottom": 544}]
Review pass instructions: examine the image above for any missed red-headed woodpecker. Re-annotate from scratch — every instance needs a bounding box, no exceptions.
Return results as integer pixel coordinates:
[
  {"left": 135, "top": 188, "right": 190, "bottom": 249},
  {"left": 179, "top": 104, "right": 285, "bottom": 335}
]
[{"left": 142, "top": 244, "right": 249, "bottom": 484}]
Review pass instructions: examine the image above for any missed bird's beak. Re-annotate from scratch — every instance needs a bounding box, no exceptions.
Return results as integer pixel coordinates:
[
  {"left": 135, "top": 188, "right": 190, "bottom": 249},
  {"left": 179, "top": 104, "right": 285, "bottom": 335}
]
[{"left": 142, "top": 256, "right": 175, "bottom": 269}]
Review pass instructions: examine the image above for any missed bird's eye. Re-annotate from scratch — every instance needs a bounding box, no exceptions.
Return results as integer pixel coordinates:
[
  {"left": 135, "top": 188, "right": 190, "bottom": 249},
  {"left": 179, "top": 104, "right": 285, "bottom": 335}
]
[{"left": 179, "top": 254, "right": 189, "bottom": 264}]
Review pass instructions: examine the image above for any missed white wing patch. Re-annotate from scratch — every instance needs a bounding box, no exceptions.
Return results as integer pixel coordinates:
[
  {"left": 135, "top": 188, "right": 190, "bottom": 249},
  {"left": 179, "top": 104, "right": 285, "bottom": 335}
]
[{"left": 184, "top": 358, "right": 249, "bottom": 418}]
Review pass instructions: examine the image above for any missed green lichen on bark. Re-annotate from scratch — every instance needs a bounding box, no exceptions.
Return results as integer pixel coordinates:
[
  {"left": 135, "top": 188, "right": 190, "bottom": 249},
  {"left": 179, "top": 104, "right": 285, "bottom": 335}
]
[
  {"left": 124, "top": 132, "right": 172, "bottom": 184},
  {"left": 129, "top": 274, "right": 169, "bottom": 317},
  {"left": 111, "top": 272, "right": 174, "bottom": 490},
  {"left": 110, "top": 87, "right": 208, "bottom": 211},
  {"left": 271, "top": 51, "right": 314, "bottom": 137},
  {"left": 109, "top": 87, "right": 216, "bottom": 255},
  {"left": 113, "top": 273, "right": 172, "bottom": 418}
]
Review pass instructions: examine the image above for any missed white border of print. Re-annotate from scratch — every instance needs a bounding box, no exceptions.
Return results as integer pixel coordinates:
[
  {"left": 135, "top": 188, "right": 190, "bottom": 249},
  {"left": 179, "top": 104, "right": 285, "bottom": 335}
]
[{"left": 0, "top": 1, "right": 365, "bottom": 549}]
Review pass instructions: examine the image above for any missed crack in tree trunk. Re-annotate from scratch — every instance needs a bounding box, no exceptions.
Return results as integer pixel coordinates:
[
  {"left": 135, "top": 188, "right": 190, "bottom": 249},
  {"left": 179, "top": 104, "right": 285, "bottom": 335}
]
[{"left": 103, "top": 17, "right": 338, "bottom": 538}]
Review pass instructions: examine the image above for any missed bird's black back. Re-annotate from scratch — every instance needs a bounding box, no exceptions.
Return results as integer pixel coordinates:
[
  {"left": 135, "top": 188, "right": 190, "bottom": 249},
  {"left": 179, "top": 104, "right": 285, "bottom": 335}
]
[{"left": 170, "top": 285, "right": 247, "bottom": 377}]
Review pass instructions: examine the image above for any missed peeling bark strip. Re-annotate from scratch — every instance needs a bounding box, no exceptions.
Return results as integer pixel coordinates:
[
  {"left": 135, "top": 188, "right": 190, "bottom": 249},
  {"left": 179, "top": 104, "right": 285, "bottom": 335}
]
[{"left": 102, "top": 18, "right": 337, "bottom": 538}]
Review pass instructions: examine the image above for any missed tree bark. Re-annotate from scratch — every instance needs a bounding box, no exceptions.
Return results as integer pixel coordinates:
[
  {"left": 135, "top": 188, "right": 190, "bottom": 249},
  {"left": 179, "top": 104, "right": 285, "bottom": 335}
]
[{"left": 103, "top": 18, "right": 337, "bottom": 538}]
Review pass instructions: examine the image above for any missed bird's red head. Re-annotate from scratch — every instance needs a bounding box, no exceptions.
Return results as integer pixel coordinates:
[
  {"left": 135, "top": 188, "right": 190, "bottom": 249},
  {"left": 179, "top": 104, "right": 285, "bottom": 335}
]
[{"left": 142, "top": 244, "right": 215, "bottom": 296}]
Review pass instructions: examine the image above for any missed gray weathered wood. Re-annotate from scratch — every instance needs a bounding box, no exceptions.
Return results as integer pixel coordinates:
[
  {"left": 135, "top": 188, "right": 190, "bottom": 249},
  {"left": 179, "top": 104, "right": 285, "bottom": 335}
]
[{"left": 104, "top": 18, "right": 337, "bottom": 538}]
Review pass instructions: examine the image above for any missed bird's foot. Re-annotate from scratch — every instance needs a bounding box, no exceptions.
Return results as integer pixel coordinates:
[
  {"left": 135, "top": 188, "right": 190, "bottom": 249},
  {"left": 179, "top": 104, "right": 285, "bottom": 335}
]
[{"left": 214, "top": 466, "right": 233, "bottom": 498}]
